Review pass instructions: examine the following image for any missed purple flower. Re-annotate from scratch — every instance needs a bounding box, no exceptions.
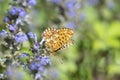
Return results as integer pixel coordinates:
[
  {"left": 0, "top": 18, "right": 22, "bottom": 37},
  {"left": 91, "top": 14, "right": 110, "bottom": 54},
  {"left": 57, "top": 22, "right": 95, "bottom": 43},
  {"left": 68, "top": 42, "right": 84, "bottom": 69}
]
[
  {"left": 86, "top": 0, "right": 99, "bottom": 6},
  {"left": 33, "top": 43, "right": 39, "bottom": 50},
  {"left": 29, "top": 62, "right": 37, "bottom": 70},
  {"left": 14, "top": 33, "right": 28, "bottom": 43},
  {"left": 7, "top": 67, "right": 13, "bottom": 77},
  {"left": 39, "top": 56, "right": 51, "bottom": 65},
  {"left": 0, "top": 30, "right": 7, "bottom": 37},
  {"left": 51, "top": 0, "right": 61, "bottom": 3},
  {"left": 9, "top": 7, "right": 26, "bottom": 17},
  {"left": 8, "top": 24, "right": 18, "bottom": 32},
  {"left": 30, "top": 61, "right": 44, "bottom": 72},
  {"left": 28, "top": 32, "right": 37, "bottom": 42},
  {"left": 9, "top": 7, "right": 19, "bottom": 16},
  {"left": 16, "top": 18, "right": 22, "bottom": 24},
  {"left": 19, "top": 53, "right": 29, "bottom": 59},
  {"left": 27, "top": 0, "right": 37, "bottom": 6},
  {"left": 38, "top": 66, "right": 44, "bottom": 72},
  {"left": 18, "top": 8, "right": 26, "bottom": 17},
  {"left": 29, "top": 56, "right": 51, "bottom": 72},
  {"left": 65, "top": 21, "right": 76, "bottom": 29},
  {"left": 68, "top": 9, "right": 75, "bottom": 17},
  {"left": 35, "top": 72, "right": 42, "bottom": 80},
  {"left": 65, "top": 1, "right": 76, "bottom": 17},
  {"left": 65, "top": 1, "right": 76, "bottom": 9},
  {"left": 3, "top": 16, "right": 10, "bottom": 23},
  {"left": 7, "top": 66, "right": 24, "bottom": 80}
]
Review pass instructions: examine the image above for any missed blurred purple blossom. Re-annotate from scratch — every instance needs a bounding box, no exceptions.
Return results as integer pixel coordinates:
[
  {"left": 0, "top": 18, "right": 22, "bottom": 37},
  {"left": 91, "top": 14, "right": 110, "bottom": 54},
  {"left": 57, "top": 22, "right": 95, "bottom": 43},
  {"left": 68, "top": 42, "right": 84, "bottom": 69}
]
[
  {"left": 16, "top": 18, "right": 23, "bottom": 25},
  {"left": 65, "top": 0, "right": 76, "bottom": 9},
  {"left": 14, "top": 33, "right": 28, "bottom": 43},
  {"left": 18, "top": 8, "right": 26, "bottom": 17},
  {"left": 35, "top": 72, "right": 42, "bottom": 80},
  {"left": 6, "top": 67, "right": 13, "bottom": 77},
  {"left": 39, "top": 56, "right": 51, "bottom": 65},
  {"left": 19, "top": 53, "right": 29, "bottom": 59},
  {"left": 8, "top": 24, "right": 18, "bottom": 32},
  {"left": 0, "top": 30, "right": 7, "bottom": 37},
  {"left": 30, "top": 61, "right": 44, "bottom": 72},
  {"left": 9, "top": 7, "right": 26, "bottom": 17},
  {"left": 51, "top": 0, "right": 62, "bottom": 3},
  {"left": 7, "top": 66, "right": 24, "bottom": 80},
  {"left": 3, "top": 16, "right": 10, "bottom": 23},
  {"left": 65, "top": 0, "right": 76, "bottom": 17},
  {"left": 86, "top": 0, "right": 99, "bottom": 6},
  {"left": 67, "top": 9, "right": 75, "bottom": 18},
  {"left": 9, "top": 7, "right": 19, "bottom": 16},
  {"left": 29, "top": 56, "right": 51, "bottom": 72},
  {"left": 33, "top": 43, "right": 40, "bottom": 50},
  {"left": 28, "top": 32, "right": 37, "bottom": 42},
  {"left": 65, "top": 21, "right": 76, "bottom": 29},
  {"left": 27, "top": 0, "right": 37, "bottom": 6}
]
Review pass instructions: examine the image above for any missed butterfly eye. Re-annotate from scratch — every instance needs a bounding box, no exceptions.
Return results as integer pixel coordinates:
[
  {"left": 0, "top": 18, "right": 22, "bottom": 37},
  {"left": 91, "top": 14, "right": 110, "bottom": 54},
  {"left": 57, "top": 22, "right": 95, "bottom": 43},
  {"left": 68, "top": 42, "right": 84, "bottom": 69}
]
[{"left": 42, "top": 27, "right": 74, "bottom": 54}]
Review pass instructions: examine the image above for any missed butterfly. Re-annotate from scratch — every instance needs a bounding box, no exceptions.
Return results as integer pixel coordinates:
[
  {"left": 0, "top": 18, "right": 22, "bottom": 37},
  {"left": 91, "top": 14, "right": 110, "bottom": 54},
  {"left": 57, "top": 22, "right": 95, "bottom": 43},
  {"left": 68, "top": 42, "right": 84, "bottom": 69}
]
[{"left": 41, "top": 27, "right": 74, "bottom": 54}]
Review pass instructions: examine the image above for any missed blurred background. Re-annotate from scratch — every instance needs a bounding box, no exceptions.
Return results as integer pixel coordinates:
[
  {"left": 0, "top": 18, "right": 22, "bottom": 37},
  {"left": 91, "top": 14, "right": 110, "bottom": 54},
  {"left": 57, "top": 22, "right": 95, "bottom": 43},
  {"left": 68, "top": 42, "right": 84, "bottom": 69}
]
[{"left": 0, "top": 0, "right": 120, "bottom": 80}]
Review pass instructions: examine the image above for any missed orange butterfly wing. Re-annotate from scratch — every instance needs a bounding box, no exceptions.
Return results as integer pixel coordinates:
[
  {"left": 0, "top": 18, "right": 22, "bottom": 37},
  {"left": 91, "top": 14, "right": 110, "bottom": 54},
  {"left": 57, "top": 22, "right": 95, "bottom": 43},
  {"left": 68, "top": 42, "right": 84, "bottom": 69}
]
[{"left": 42, "top": 27, "right": 74, "bottom": 53}]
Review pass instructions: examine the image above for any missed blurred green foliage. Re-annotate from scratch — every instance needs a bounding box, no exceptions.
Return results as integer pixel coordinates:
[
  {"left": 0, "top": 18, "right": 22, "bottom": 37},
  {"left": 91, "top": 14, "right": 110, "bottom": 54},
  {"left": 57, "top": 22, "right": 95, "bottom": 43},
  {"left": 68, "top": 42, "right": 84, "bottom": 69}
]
[{"left": 0, "top": 0, "right": 120, "bottom": 80}]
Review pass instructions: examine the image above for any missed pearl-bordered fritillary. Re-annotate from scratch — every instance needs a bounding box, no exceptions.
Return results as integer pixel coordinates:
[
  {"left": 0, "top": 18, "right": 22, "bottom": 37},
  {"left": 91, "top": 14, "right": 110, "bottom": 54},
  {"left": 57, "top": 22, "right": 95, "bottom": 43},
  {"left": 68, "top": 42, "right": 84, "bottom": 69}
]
[{"left": 42, "top": 27, "right": 74, "bottom": 54}]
